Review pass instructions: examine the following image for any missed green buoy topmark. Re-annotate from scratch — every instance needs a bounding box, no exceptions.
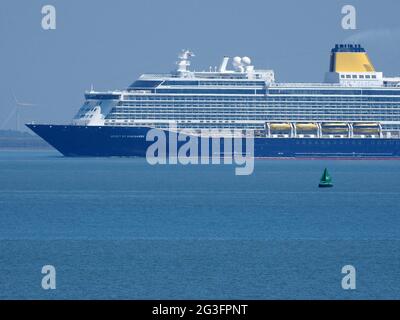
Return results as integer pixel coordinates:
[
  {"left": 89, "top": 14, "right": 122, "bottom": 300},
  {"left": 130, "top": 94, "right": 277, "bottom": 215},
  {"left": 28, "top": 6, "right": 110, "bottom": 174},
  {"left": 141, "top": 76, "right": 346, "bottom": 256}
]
[{"left": 319, "top": 168, "right": 333, "bottom": 188}]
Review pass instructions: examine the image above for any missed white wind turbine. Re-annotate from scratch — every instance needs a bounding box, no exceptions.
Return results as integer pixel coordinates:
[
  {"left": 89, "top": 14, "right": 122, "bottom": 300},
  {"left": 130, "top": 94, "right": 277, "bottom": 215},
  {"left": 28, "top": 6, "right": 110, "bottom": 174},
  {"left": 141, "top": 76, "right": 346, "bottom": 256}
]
[{"left": 0, "top": 92, "right": 36, "bottom": 131}]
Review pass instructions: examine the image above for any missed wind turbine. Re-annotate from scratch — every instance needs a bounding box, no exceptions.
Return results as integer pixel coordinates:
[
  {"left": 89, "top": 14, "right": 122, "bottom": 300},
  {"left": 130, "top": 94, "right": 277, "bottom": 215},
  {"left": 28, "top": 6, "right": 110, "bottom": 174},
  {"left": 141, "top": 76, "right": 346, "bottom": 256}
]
[{"left": 0, "top": 92, "right": 36, "bottom": 131}]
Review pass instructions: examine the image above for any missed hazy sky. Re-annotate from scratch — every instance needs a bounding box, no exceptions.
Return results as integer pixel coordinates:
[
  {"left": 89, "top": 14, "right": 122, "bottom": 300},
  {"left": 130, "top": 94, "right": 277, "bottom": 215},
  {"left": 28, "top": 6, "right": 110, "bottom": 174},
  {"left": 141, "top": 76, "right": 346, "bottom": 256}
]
[{"left": 1, "top": 0, "right": 400, "bottom": 130}]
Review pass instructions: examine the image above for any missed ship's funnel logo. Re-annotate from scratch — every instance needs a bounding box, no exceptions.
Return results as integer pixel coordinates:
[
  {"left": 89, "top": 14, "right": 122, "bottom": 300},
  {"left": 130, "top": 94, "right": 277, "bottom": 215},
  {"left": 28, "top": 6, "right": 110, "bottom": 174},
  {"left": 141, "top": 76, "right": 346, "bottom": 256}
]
[{"left": 145, "top": 123, "right": 255, "bottom": 176}]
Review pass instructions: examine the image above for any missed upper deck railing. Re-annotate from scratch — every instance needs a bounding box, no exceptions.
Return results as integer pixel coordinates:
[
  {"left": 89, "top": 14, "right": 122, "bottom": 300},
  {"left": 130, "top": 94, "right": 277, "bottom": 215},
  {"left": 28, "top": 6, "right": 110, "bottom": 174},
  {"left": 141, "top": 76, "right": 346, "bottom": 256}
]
[{"left": 269, "top": 82, "right": 400, "bottom": 89}]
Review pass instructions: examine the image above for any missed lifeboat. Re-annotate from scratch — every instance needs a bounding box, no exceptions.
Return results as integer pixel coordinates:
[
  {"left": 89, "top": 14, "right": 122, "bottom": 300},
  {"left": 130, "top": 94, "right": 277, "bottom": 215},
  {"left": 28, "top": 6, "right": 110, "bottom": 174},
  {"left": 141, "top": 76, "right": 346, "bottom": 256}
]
[
  {"left": 269, "top": 123, "right": 291, "bottom": 131},
  {"left": 322, "top": 122, "right": 348, "bottom": 127},
  {"left": 353, "top": 123, "right": 380, "bottom": 127},
  {"left": 354, "top": 128, "right": 380, "bottom": 133},
  {"left": 296, "top": 123, "right": 318, "bottom": 131},
  {"left": 322, "top": 122, "right": 349, "bottom": 133},
  {"left": 353, "top": 123, "right": 380, "bottom": 133}
]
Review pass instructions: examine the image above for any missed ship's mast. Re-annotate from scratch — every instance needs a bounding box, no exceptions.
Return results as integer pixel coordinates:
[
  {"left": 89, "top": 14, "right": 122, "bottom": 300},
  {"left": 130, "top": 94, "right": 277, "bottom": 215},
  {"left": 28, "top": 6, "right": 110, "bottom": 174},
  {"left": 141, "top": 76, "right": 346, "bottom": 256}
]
[{"left": 176, "top": 50, "right": 195, "bottom": 76}]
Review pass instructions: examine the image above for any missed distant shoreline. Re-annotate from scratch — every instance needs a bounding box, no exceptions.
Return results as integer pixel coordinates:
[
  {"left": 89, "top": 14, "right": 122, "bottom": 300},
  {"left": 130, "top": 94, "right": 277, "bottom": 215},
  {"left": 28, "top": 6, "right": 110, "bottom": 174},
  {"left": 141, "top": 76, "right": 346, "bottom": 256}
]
[
  {"left": 0, "top": 148, "right": 53, "bottom": 151},
  {"left": 0, "top": 130, "right": 51, "bottom": 150}
]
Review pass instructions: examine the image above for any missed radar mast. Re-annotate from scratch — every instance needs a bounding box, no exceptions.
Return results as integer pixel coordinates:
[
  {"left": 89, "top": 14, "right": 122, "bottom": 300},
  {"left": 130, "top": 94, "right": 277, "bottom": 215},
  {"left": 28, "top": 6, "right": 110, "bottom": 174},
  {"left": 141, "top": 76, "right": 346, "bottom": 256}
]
[{"left": 176, "top": 50, "right": 195, "bottom": 75}]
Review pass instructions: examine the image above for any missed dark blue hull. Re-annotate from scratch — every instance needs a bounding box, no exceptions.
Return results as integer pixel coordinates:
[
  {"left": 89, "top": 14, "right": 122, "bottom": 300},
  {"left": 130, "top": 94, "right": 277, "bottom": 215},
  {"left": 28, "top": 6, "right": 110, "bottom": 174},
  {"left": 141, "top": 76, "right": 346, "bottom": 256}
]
[{"left": 26, "top": 124, "right": 400, "bottom": 158}]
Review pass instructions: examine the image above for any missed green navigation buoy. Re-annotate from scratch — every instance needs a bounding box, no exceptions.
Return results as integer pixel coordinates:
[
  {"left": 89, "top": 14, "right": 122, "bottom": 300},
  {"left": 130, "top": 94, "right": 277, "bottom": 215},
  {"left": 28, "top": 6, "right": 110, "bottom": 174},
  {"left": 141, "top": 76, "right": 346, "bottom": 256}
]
[{"left": 319, "top": 168, "right": 333, "bottom": 188}]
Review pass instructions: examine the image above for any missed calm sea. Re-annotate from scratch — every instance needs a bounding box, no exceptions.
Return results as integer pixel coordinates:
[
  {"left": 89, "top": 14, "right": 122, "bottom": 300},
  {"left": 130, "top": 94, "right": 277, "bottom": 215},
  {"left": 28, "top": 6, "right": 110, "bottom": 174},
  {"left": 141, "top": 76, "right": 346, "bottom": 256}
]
[{"left": 0, "top": 150, "right": 399, "bottom": 299}]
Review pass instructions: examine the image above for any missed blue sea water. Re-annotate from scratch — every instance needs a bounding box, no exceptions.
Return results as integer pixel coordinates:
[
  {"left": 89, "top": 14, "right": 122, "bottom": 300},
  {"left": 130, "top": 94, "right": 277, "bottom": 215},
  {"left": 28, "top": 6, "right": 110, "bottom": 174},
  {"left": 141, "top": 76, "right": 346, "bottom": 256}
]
[{"left": 0, "top": 150, "right": 400, "bottom": 299}]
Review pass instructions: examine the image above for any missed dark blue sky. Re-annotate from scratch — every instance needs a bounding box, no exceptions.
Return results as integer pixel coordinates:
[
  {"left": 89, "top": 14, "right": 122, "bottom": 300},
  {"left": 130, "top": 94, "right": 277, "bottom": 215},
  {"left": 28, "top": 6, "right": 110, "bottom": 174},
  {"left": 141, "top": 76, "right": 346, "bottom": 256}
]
[{"left": 1, "top": 0, "right": 400, "bottom": 129}]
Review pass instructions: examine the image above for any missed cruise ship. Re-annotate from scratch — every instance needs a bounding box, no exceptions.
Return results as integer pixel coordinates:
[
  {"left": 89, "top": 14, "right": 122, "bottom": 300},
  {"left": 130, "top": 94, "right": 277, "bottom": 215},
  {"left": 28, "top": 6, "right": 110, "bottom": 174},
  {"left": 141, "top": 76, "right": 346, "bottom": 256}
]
[{"left": 27, "top": 44, "right": 400, "bottom": 158}]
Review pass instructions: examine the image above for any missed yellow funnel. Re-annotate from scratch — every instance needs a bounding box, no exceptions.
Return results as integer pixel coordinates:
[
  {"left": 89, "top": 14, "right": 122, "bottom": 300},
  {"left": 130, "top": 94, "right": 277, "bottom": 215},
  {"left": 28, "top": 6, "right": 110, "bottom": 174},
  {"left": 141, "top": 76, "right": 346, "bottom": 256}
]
[{"left": 329, "top": 44, "right": 375, "bottom": 72}]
